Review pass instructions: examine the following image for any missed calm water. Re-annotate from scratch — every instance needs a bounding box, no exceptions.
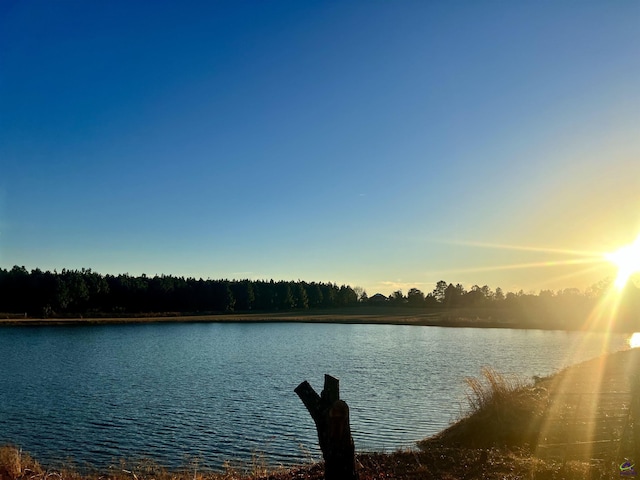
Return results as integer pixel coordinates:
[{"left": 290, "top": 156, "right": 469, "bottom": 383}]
[{"left": 0, "top": 323, "right": 631, "bottom": 469}]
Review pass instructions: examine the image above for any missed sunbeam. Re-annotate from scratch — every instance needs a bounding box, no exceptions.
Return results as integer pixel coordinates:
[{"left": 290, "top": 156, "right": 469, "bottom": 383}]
[
  {"left": 448, "top": 240, "right": 606, "bottom": 258},
  {"left": 430, "top": 256, "right": 605, "bottom": 276},
  {"left": 428, "top": 237, "right": 629, "bottom": 292}
]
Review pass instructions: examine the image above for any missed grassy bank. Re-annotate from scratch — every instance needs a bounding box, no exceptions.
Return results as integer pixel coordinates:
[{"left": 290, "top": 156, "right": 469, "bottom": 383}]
[
  {"left": 2, "top": 305, "right": 632, "bottom": 332},
  {"left": 0, "top": 306, "right": 520, "bottom": 329},
  {"left": 0, "top": 444, "right": 609, "bottom": 480},
  {"left": 2, "top": 348, "right": 638, "bottom": 479},
  {"left": 3, "top": 306, "right": 630, "bottom": 332}
]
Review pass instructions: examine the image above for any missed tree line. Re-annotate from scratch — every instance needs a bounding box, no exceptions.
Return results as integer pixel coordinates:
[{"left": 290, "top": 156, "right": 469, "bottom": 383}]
[
  {"left": 383, "top": 280, "right": 640, "bottom": 331},
  {"left": 384, "top": 280, "right": 610, "bottom": 308},
  {"left": 0, "top": 266, "right": 358, "bottom": 317},
  {"left": 1, "top": 266, "right": 638, "bottom": 330}
]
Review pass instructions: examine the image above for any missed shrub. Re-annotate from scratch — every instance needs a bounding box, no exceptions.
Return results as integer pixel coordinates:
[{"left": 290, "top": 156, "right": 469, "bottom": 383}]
[
  {"left": 420, "top": 367, "right": 548, "bottom": 449},
  {"left": 0, "top": 445, "right": 42, "bottom": 480}
]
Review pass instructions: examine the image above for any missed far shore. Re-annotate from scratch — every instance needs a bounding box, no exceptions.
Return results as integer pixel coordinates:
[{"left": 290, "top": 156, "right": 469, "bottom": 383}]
[
  {"left": 1, "top": 306, "right": 634, "bottom": 332},
  {"left": 0, "top": 306, "right": 536, "bottom": 329}
]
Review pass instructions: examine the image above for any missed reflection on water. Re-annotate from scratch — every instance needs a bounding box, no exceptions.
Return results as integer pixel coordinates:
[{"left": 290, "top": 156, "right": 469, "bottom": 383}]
[{"left": 0, "top": 323, "right": 630, "bottom": 469}]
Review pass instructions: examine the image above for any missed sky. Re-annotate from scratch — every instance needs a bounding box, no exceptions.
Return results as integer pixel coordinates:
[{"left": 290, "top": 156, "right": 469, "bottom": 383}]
[{"left": 1, "top": 1, "right": 639, "bottom": 296}]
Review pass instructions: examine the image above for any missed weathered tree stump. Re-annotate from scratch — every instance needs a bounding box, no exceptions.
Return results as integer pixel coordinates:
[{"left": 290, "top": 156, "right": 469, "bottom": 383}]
[{"left": 295, "top": 374, "right": 358, "bottom": 480}]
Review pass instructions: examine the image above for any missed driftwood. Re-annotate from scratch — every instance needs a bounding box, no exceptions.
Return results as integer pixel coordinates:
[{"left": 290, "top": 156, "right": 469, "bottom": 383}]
[{"left": 295, "top": 374, "right": 358, "bottom": 480}]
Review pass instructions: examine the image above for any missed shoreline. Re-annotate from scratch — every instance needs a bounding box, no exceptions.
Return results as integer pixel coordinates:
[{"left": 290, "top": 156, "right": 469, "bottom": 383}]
[
  {"left": 0, "top": 307, "right": 600, "bottom": 331},
  {"left": 0, "top": 307, "right": 510, "bottom": 327}
]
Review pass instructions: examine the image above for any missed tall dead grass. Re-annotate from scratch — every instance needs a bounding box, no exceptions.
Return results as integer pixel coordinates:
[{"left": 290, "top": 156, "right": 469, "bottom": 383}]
[
  {"left": 464, "top": 366, "right": 526, "bottom": 412},
  {"left": 0, "top": 445, "right": 300, "bottom": 480},
  {"left": 0, "top": 445, "right": 43, "bottom": 480},
  {"left": 420, "top": 366, "right": 548, "bottom": 449},
  {"left": 0, "top": 445, "right": 262, "bottom": 480}
]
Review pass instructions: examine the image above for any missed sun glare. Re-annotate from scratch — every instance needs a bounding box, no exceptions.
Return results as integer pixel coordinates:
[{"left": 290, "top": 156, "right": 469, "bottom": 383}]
[
  {"left": 604, "top": 234, "right": 640, "bottom": 290},
  {"left": 629, "top": 333, "right": 640, "bottom": 349}
]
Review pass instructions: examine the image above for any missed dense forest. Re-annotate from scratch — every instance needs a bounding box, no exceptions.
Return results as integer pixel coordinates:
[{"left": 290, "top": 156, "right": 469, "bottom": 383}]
[
  {"left": 1, "top": 266, "right": 639, "bottom": 331},
  {"left": 0, "top": 266, "right": 358, "bottom": 316}
]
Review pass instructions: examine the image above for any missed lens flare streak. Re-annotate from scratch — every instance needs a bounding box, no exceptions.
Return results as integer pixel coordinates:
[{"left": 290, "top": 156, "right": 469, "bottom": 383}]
[{"left": 432, "top": 257, "right": 604, "bottom": 275}]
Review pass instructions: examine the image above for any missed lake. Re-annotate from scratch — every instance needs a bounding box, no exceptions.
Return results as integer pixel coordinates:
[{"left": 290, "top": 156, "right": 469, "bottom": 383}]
[{"left": 0, "top": 322, "right": 632, "bottom": 470}]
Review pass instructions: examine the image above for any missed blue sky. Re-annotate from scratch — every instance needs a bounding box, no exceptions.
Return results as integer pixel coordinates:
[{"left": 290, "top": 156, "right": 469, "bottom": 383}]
[{"left": 1, "top": 1, "right": 638, "bottom": 296}]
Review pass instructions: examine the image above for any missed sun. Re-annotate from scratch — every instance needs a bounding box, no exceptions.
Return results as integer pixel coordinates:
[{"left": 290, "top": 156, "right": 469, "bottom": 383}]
[{"left": 604, "top": 233, "right": 640, "bottom": 290}]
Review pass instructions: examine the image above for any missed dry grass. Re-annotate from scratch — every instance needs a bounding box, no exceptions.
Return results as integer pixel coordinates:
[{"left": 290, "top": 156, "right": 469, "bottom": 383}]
[
  {"left": 0, "top": 445, "right": 626, "bottom": 480},
  {"left": 464, "top": 366, "right": 528, "bottom": 412},
  {"left": 420, "top": 367, "right": 549, "bottom": 449},
  {"left": 0, "top": 445, "right": 44, "bottom": 480},
  {"left": 0, "top": 447, "right": 307, "bottom": 480}
]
